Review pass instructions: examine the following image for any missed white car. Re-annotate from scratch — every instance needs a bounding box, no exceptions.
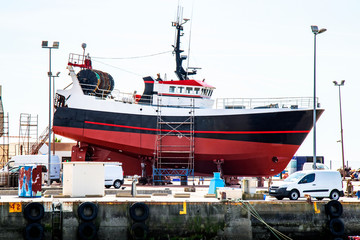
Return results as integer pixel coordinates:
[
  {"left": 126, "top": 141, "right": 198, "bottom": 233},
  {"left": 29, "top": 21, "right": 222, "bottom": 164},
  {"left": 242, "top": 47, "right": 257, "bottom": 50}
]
[
  {"left": 269, "top": 170, "right": 344, "bottom": 200},
  {"left": 104, "top": 163, "right": 124, "bottom": 189}
]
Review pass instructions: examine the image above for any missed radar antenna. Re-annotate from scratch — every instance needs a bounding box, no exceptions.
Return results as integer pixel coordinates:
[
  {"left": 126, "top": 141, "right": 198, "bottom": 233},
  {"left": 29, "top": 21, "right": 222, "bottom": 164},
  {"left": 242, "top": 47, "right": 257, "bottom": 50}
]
[{"left": 172, "top": 7, "right": 198, "bottom": 80}]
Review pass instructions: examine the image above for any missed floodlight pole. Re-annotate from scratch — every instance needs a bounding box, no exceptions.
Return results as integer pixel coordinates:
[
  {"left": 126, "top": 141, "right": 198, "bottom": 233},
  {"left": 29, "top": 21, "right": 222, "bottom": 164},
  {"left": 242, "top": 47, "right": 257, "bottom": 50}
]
[
  {"left": 52, "top": 72, "right": 60, "bottom": 155},
  {"left": 334, "top": 80, "right": 346, "bottom": 179},
  {"left": 311, "top": 26, "right": 326, "bottom": 170},
  {"left": 42, "top": 41, "right": 59, "bottom": 186}
]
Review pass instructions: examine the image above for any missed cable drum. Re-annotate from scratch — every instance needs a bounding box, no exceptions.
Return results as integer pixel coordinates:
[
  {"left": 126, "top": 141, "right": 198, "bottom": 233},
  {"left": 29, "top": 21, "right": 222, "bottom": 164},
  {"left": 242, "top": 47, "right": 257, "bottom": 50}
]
[
  {"left": 93, "top": 70, "right": 114, "bottom": 97},
  {"left": 77, "top": 69, "right": 114, "bottom": 97}
]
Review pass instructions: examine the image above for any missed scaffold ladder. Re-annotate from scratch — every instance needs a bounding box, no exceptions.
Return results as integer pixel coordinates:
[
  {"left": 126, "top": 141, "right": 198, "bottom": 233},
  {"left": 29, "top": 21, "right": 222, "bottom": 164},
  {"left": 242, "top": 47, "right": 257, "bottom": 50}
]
[{"left": 153, "top": 98, "right": 195, "bottom": 184}]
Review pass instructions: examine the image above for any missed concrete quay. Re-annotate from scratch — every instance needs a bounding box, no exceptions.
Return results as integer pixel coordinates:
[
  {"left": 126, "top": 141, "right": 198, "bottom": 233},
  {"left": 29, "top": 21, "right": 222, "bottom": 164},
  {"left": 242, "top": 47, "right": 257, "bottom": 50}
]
[{"left": 0, "top": 182, "right": 360, "bottom": 240}]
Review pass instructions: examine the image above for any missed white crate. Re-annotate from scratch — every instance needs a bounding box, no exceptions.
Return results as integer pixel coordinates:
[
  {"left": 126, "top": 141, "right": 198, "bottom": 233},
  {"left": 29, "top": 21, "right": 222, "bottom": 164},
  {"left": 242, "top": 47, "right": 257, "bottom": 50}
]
[{"left": 63, "top": 162, "right": 105, "bottom": 197}]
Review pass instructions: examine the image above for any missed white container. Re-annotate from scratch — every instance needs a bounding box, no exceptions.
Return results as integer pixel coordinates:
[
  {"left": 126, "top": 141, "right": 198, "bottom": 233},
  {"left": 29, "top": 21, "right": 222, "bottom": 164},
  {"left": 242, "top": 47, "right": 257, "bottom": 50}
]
[{"left": 63, "top": 162, "right": 105, "bottom": 197}]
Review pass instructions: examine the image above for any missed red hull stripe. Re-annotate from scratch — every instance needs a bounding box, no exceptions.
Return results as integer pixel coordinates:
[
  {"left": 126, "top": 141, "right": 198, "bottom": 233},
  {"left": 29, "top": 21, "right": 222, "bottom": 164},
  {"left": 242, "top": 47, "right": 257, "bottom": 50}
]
[{"left": 84, "top": 121, "right": 310, "bottom": 134}]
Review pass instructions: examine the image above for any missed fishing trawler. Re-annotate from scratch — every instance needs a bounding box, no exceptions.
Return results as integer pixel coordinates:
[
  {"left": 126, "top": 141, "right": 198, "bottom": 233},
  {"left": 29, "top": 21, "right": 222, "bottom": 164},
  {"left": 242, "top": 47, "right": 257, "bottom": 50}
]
[{"left": 53, "top": 14, "right": 323, "bottom": 179}]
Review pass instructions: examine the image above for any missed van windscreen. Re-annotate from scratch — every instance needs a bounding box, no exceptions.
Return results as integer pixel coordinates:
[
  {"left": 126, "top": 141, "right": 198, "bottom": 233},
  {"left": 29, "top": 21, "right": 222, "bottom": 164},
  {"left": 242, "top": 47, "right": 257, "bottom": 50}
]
[{"left": 284, "top": 171, "right": 306, "bottom": 182}]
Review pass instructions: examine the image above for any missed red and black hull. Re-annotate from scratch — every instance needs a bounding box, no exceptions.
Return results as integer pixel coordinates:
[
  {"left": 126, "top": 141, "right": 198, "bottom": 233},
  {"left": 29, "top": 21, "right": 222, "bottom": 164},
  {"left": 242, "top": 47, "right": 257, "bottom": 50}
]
[{"left": 53, "top": 107, "right": 323, "bottom": 177}]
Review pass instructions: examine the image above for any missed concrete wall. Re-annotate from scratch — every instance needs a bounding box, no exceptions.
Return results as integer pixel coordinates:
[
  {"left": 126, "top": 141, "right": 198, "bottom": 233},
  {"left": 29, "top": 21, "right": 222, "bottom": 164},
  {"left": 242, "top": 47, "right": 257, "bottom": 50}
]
[{"left": 0, "top": 200, "right": 358, "bottom": 239}]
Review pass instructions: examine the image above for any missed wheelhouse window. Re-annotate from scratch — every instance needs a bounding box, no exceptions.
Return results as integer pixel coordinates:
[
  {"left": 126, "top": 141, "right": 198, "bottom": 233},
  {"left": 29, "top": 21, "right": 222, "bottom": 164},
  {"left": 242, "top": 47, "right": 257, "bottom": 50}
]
[
  {"left": 178, "top": 87, "right": 184, "bottom": 93},
  {"left": 169, "top": 86, "right": 175, "bottom": 93},
  {"left": 204, "top": 89, "right": 209, "bottom": 96},
  {"left": 186, "top": 87, "right": 192, "bottom": 94},
  {"left": 201, "top": 88, "right": 205, "bottom": 95},
  {"left": 194, "top": 88, "right": 200, "bottom": 94}
]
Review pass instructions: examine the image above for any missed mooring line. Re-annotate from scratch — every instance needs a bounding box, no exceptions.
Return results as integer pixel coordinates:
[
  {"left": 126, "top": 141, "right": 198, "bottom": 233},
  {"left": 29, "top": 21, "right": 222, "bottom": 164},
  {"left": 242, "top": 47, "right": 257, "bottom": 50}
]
[{"left": 236, "top": 201, "right": 293, "bottom": 240}]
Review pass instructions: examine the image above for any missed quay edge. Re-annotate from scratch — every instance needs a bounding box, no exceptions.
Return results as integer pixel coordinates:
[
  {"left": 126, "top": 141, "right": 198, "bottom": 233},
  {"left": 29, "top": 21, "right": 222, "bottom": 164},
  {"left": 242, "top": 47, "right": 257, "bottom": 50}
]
[{"left": 0, "top": 198, "right": 359, "bottom": 239}]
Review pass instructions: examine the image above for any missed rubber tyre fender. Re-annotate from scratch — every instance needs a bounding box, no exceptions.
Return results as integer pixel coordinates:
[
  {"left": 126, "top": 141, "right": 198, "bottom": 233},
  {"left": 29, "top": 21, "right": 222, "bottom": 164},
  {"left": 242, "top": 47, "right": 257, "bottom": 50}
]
[
  {"left": 325, "top": 200, "right": 343, "bottom": 218},
  {"left": 78, "top": 202, "right": 98, "bottom": 222},
  {"left": 24, "top": 222, "right": 44, "bottom": 240},
  {"left": 78, "top": 222, "right": 97, "bottom": 240},
  {"left": 130, "top": 222, "right": 148, "bottom": 240},
  {"left": 129, "top": 202, "right": 149, "bottom": 222},
  {"left": 23, "top": 202, "right": 45, "bottom": 222},
  {"left": 328, "top": 218, "right": 345, "bottom": 236}
]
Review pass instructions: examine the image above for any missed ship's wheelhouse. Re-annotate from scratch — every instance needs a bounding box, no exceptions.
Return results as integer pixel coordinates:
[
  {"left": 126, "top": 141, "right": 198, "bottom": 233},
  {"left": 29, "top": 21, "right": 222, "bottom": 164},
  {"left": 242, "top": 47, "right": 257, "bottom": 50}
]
[{"left": 151, "top": 79, "right": 215, "bottom": 108}]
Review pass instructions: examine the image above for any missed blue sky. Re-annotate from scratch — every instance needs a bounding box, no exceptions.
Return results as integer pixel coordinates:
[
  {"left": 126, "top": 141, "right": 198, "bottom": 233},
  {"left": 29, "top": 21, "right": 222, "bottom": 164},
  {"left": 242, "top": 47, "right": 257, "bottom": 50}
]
[{"left": 1, "top": 0, "right": 360, "bottom": 170}]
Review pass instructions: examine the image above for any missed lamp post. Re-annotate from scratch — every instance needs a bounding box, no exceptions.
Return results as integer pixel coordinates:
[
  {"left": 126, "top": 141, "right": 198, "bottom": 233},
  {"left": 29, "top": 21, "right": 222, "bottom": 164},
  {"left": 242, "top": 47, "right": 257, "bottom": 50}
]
[
  {"left": 333, "top": 80, "right": 346, "bottom": 179},
  {"left": 42, "top": 41, "right": 59, "bottom": 185},
  {"left": 52, "top": 72, "right": 60, "bottom": 155},
  {"left": 311, "top": 25, "right": 326, "bottom": 170}
]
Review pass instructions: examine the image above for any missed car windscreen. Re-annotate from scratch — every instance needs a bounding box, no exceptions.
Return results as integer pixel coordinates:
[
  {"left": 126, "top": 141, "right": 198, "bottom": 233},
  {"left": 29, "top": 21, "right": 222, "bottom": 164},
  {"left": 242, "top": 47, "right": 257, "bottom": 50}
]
[{"left": 284, "top": 171, "right": 307, "bottom": 182}]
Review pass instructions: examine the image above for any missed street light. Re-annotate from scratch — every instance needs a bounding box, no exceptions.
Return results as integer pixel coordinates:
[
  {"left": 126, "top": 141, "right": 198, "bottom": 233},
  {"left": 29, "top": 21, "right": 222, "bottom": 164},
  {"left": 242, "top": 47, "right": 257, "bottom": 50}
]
[
  {"left": 311, "top": 25, "right": 327, "bottom": 170},
  {"left": 333, "top": 80, "right": 346, "bottom": 179},
  {"left": 42, "top": 41, "right": 59, "bottom": 185},
  {"left": 52, "top": 72, "right": 60, "bottom": 155}
]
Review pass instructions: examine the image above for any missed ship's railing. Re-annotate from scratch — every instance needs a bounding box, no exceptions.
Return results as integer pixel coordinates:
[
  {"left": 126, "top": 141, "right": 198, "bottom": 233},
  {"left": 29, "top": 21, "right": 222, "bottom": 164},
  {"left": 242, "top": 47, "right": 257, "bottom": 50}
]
[
  {"left": 79, "top": 83, "right": 114, "bottom": 99},
  {"left": 215, "top": 97, "right": 317, "bottom": 110},
  {"left": 77, "top": 83, "right": 317, "bottom": 110},
  {"left": 79, "top": 83, "right": 154, "bottom": 104},
  {"left": 111, "top": 89, "right": 144, "bottom": 104}
]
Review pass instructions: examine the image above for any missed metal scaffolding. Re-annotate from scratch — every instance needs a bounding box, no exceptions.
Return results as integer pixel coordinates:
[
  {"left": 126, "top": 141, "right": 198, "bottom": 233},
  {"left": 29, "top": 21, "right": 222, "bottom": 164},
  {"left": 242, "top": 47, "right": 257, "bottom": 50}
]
[
  {"left": 18, "top": 113, "right": 38, "bottom": 155},
  {"left": 0, "top": 113, "right": 9, "bottom": 168},
  {"left": 153, "top": 98, "right": 195, "bottom": 185}
]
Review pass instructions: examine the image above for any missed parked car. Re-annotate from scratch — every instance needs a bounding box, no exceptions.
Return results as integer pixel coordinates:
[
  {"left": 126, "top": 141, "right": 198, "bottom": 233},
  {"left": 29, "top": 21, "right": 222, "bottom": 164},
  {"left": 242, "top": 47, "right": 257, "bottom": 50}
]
[
  {"left": 104, "top": 163, "right": 124, "bottom": 189},
  {"left": 269, "top": 170, "right": 344, "bottom": 200}
]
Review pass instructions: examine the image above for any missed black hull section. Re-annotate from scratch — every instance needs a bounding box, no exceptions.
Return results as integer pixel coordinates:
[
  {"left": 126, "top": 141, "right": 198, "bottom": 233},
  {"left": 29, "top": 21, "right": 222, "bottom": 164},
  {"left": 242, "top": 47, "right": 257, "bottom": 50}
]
[{"left": 54, "top": 107, "right": 323, "bottom": 145}]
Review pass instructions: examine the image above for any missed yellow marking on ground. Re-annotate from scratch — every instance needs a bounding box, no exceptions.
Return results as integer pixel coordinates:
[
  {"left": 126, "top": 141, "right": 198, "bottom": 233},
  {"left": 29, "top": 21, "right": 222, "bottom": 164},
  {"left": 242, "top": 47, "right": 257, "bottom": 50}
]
[
  {"left": 314, "top": 202, "right": 320, "bottom": 214},
  {"left": 179, "top": 201, "right": 187, "bottom": 215}
]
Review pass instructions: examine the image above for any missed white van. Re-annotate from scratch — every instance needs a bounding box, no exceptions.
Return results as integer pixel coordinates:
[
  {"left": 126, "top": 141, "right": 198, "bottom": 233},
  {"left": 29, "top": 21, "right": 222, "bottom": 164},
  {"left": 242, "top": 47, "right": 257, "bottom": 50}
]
[
  {"left": 302, "top": 162, "right": 329, "bottom": 171},
  {"left": 104, "top": 163, "right": 124, "bottom": 189},
  {"left": 9, "top": 155, "right": 61, "bottom": 183},
  {"left": 269, "top": 170, "right": 344, "bottom": 200}
]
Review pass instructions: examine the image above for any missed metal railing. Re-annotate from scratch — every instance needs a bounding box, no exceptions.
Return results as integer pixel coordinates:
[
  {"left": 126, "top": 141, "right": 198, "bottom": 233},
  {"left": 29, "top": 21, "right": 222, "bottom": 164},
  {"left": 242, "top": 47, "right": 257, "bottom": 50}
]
[
  {"left": 68, "top": 53, "right": 85, "bottom": 66},
  {"left": 77, "top": 83, "right": 317, "bottom": 110},
  {"left": 215, "top": 97, "right": 316, "bottom": 110}
]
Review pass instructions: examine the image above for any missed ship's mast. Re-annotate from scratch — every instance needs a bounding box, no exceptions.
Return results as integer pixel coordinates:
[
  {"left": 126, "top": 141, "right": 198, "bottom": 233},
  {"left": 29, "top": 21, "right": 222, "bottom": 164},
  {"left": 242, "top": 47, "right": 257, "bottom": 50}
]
[{"left": 172, "top": 9, "right": 197, "bottom": 80}]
